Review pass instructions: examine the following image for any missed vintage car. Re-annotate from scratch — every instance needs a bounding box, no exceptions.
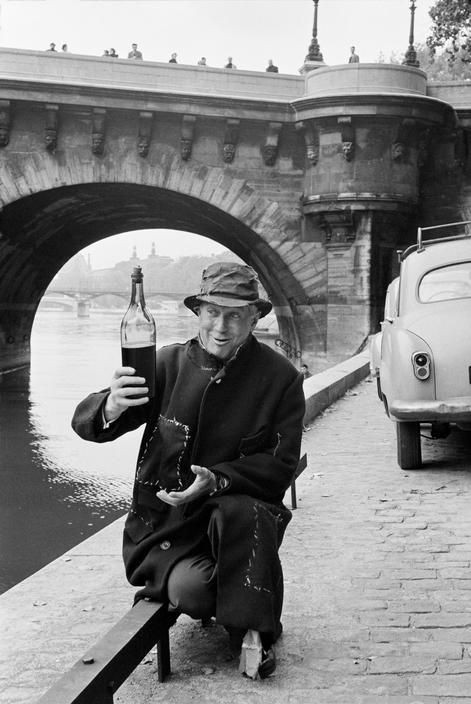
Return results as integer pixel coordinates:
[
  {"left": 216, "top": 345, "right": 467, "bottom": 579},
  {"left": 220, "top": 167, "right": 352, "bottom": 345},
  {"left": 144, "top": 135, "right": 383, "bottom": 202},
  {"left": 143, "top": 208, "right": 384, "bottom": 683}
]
[
  {"left": 373, "top": 221, "right": 471, "bottom": 469},
  {"left": 369, "top": 276, "right": 399, "bottom": 397}
]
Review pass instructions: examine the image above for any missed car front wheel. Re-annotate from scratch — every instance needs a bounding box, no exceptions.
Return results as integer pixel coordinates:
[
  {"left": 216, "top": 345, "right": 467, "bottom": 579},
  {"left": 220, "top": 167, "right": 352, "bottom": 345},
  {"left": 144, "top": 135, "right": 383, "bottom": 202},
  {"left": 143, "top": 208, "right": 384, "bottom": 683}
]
[{"left": 396, "top": 421, "right": 422, "bottom": 470}]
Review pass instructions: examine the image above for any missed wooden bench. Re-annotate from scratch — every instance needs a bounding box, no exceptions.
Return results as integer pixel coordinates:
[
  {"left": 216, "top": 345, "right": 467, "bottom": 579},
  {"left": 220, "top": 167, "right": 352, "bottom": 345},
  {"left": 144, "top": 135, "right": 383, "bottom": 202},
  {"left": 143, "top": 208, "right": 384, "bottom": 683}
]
[
  {"left": 37, "top": 599, "right": 172, "bottom": 704},
  {"left": 37, "top": 455, "right": 308, "bottom": 703},
  {"left": 290, "top": 453, "right": 307, "bottom": 510}
]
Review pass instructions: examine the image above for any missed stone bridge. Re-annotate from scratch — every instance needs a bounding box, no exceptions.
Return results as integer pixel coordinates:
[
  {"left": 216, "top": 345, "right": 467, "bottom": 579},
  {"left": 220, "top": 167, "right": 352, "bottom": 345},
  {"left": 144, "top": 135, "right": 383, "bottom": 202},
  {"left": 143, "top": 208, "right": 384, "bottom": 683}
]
[
  {"left": 41, "top": 289, "right": 185, "bottom": 316},
  {"left": 0, "top": 48, "right": 469, "bottom": 372}
]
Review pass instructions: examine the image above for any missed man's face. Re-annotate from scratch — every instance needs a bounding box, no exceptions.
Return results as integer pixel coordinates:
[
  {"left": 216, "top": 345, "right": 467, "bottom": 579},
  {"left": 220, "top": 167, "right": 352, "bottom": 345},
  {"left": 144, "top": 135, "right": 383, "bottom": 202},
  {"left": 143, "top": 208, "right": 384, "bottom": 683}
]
[{"left": 198, "top": 302, "right": 257, "bottom": 360}]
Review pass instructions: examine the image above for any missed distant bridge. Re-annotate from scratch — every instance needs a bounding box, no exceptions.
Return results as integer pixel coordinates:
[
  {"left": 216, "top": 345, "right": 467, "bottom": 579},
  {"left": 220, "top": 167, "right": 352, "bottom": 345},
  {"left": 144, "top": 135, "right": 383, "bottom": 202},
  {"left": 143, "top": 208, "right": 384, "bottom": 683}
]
[
  {"left": 46, "top": 289, "right": 187, "bottom": 301},
  {"left": 42, "top": 290, "right": 189, "bottom": 316}
]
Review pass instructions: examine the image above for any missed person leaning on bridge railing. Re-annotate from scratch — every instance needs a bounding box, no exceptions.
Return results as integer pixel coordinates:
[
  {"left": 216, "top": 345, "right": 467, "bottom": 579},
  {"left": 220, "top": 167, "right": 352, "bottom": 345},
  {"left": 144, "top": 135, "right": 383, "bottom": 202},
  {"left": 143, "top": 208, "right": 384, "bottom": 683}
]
[
  {"left": 71, "top": 261, "right": 305, "bottom": 681},
  {"left": 127, "top": 42, "right": 143, "bottom": 60}
]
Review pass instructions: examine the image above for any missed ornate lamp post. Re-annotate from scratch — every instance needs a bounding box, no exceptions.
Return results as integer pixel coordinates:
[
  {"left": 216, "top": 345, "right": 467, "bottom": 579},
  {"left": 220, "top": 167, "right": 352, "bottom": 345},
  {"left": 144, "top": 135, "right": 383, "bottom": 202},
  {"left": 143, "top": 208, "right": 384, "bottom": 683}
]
[
  {"left": 300, "top": 0, "right": 325, "bottom": 73},
  {"left": 305, "top": 0, "right": 324, "bottom": 63},
  {"left": 403, "top": 0, "right": 420, "bottom": 67}
]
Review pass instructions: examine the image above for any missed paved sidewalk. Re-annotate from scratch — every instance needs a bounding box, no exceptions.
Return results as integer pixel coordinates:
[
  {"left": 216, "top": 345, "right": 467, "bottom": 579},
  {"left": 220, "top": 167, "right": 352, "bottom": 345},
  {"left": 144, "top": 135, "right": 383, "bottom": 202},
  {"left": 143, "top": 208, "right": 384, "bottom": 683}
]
[
  {"left": 0, "top": 353, "right": 369, "bottom": 704},
  {"left": 116, "top": 377, "right": 471, "bottom": 704},
  {"left": 3, "top": 369, "right": 471, "bottom": 703}
]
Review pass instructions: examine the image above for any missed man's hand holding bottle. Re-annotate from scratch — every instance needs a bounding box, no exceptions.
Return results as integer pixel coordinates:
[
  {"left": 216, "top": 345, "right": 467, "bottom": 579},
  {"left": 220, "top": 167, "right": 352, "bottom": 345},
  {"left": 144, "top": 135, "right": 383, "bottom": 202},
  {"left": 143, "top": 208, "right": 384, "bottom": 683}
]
[{"left": 104, "top": 366, "right": 149, "bottom": 422}]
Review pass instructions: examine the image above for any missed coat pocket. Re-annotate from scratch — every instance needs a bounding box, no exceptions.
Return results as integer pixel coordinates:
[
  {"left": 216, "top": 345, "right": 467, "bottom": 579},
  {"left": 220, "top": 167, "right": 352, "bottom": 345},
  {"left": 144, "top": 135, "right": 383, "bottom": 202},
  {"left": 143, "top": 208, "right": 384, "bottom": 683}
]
[{"left": 137, "top": 414, "right": 192, "bottom": 491}]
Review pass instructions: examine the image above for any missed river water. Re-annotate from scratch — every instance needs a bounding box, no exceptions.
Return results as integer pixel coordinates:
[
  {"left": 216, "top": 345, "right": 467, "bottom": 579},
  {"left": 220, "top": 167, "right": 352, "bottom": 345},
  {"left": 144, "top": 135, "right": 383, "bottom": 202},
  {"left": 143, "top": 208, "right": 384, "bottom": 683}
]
[{"left": 0, "top": 307, "right": 278, "bottom": 594}]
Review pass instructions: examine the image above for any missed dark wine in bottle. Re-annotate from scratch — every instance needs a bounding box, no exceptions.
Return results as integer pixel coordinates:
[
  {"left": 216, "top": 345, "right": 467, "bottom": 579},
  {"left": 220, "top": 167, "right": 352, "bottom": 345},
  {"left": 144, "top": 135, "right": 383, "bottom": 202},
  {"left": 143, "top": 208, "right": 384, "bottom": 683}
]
[
  {"left": 121, "top": 344, "right": 156, "bottom": 398},
  {"left": 120, "top": 266, "right": 156, "bottom": 399}
]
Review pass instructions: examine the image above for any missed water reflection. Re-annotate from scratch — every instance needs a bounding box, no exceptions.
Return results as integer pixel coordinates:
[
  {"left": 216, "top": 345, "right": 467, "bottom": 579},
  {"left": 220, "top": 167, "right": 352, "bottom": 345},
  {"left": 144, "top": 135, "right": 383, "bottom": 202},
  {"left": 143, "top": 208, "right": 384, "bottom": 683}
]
[
  {"left": 0, "top": 309, "right": 200, "bottom": 593},
  {"left": 0, "top": 308, "right": 278, "bottom": 593}
]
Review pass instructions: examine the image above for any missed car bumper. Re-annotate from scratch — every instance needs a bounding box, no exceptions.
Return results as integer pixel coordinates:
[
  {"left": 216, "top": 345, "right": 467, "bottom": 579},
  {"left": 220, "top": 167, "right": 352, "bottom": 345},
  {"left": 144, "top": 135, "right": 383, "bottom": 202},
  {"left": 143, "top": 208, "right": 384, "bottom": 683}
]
[{"left": 389, "top": 398, "right": 471, "bottom": 422}]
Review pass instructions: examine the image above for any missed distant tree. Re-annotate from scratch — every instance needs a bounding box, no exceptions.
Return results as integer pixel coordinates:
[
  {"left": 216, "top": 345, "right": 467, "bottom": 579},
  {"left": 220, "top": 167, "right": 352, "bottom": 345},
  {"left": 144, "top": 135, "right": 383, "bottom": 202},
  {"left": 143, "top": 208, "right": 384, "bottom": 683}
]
[
  {"left": 426, "top": 0, "right": 471, "bottom": 66},
  {"left": 382, "top": 50, "right": 402, "bottom": 65},
  {"left": 417, "top": 44, "right": 471, "bottom": 81},
  {"left": 380, "top": 43, "right": 471, "bottom": 81}
]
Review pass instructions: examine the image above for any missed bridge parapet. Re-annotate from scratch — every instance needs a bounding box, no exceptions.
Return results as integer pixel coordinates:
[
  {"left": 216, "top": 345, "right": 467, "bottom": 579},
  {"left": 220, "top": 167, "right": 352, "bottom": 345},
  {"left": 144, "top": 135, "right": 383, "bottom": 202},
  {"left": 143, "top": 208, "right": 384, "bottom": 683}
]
[
  {"left": 427, "top": 82, "right": 471, "bottom": 125},
  {"left": 0, "top": 50, "right": 469, "bottom": 121},
  {"left": 0, "top": 47, "right": 304, "bottom": 105},
  {"left": 303, "top": 63, "right": 427, "bottom": 98}
]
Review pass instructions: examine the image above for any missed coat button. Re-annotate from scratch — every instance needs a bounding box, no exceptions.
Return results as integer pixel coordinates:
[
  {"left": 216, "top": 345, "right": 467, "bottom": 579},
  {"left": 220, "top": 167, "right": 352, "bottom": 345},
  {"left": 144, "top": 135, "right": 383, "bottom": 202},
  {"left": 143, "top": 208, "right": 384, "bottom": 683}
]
[{"left": 160, "top": 540, "right": 171, "bottom": 550}]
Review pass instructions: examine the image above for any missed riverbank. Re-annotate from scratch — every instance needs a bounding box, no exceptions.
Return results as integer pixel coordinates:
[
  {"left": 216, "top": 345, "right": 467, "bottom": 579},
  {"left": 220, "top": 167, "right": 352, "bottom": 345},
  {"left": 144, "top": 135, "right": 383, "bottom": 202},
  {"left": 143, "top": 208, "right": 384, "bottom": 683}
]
[{"left": 0, "top": 351, "right": 370, "bottom": 703}]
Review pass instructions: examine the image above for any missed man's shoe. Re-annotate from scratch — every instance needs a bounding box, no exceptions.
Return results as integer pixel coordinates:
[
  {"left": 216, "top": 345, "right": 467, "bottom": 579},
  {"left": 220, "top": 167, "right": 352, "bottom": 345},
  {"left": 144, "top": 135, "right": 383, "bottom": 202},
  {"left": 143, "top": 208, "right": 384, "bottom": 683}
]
[
  {"left": 258, "top": 646, "right": 276, "bottom": 679},
  {"left": 238, "top": 629, "right": 277, "bottom": 679}
]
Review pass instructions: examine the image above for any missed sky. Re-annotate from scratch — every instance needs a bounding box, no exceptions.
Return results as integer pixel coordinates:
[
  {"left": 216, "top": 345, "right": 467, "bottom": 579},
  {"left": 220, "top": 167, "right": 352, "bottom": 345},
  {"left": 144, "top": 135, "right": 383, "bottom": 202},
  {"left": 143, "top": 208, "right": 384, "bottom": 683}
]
[{"left": 0, "top": 0, "right": 437, "bottom": 268}]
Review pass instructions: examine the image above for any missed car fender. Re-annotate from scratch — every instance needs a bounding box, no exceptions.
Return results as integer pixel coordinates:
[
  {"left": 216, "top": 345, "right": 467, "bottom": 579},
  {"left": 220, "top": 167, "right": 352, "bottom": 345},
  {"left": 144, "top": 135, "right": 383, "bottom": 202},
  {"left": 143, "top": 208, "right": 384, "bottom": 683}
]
[{"left": 380, "top": 327, "right": 435, "bottom": 415}]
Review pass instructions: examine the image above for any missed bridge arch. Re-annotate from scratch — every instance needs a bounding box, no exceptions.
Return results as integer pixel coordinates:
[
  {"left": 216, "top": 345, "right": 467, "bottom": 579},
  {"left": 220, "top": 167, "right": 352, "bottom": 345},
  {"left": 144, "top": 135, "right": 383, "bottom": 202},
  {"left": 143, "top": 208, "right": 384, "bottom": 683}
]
[
  {"left": 0, "top": 172, "right": 322, "bottom": 372},
  {"left": 8, "top": 55, "right": 459, "bottom": 371}
]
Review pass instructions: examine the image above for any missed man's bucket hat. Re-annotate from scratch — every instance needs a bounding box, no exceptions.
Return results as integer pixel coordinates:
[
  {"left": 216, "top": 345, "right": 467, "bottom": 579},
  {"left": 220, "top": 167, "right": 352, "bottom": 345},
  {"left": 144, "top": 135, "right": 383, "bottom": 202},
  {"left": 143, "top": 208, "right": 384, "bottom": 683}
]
[{"left": 184, "top": 262, "right": 272, "bottom": 318}]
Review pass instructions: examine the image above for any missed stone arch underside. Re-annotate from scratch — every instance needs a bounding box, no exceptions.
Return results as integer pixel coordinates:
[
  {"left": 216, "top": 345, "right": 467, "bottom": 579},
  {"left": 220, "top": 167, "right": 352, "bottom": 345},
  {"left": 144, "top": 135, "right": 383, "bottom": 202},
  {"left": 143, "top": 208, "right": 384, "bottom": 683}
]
[{"left": 0, "top": 181, "right": 326, "bottom": 371}]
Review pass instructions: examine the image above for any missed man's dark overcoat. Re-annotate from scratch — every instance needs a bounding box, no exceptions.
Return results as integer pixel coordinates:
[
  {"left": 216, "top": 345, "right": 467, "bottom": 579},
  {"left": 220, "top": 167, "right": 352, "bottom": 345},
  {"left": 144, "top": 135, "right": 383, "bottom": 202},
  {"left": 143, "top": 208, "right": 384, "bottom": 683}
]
[{"left": 72, "top": 335, "right": 305, "bottom": 634}]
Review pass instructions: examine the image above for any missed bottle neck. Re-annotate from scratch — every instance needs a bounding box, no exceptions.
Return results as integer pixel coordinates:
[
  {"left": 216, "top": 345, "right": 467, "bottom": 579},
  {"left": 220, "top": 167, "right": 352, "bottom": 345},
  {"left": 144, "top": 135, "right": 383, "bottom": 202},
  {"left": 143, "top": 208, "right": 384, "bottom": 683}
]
[{"left": 131, "top": 280, "right": 146, "bottom": 306}]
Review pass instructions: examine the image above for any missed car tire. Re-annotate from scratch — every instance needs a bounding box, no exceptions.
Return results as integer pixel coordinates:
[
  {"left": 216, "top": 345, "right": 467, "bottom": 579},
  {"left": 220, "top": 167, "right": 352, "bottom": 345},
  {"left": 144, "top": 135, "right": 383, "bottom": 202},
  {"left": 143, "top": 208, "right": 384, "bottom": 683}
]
[{"left": 396, "top": 421, "right": 422, "bottom": 470}]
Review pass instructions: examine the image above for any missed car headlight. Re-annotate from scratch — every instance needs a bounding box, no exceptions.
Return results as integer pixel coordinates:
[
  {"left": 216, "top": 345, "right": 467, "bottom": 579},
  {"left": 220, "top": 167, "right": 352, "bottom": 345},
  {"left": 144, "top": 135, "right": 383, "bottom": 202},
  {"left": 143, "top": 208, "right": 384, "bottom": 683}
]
[{"left": 412, "top": 351, "right": 431, "bottom": 380}]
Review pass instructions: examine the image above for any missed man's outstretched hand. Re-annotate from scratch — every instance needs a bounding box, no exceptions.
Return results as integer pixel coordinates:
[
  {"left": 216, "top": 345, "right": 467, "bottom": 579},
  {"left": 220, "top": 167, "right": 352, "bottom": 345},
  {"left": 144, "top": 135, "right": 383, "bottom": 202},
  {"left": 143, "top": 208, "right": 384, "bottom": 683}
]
[{"left": 156, "top": 465, "right": 217, "bottom": 506}]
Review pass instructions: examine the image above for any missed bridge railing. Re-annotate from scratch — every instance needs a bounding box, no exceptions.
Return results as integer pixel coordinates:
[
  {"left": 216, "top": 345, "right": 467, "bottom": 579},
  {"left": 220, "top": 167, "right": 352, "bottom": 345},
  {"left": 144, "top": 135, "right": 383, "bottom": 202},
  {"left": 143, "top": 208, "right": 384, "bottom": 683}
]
[{"left": 0, "top": 47, "right": 304, "bottom": 102}]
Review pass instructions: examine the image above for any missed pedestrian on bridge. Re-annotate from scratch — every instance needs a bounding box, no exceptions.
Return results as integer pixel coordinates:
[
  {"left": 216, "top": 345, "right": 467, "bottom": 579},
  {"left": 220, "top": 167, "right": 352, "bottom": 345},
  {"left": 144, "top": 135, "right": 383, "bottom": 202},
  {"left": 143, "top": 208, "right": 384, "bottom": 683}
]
[
  {"left": 72, "top": 262, "right": 305, "bottom": 681},
  {"left": 266, "top": 59, "right": 279, "bottom": 73},
  {"left": 127, "top": 42, "right": 143, "bottom": 60},
  {"left": 225, "top": 56, "right": 237, "bottom": 68},
  {"left": 348, "top": 45, "right": 360, "bottom": 63}
]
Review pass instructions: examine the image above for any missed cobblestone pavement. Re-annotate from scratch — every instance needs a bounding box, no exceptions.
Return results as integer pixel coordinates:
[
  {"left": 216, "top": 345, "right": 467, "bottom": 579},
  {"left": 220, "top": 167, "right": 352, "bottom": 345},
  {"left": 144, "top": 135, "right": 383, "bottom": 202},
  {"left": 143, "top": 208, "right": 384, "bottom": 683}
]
[{"left": 117, "top": 377, "right": 471, "bottom": 704}]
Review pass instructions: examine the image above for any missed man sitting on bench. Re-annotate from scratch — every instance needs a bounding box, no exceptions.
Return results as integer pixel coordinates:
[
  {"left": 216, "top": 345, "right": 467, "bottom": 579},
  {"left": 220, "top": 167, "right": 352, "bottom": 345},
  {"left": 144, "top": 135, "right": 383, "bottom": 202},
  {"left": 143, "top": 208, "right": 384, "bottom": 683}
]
[{"left": 72, "top": 262, "right": 305, "bottom": 680}]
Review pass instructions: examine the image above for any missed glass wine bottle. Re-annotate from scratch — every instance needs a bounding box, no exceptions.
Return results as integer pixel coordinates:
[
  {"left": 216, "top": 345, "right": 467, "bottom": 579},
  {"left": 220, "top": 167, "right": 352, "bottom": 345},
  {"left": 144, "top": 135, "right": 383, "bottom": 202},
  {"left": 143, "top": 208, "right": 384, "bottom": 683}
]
[{"left": 120, "top": 266, "right": 156, "bottom": 399}]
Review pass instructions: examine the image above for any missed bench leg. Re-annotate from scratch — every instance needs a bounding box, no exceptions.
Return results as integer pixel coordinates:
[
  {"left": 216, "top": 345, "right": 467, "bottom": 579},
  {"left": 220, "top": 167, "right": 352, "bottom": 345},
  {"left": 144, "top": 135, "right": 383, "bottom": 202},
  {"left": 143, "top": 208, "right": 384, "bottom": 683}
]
[
  {"left": 157, "top": 628, "right": 171, "bottom": 682},
  {"left": 291, "top": 480, "right": 297, "bottom": 510},
  {"left": 103, "top": 686, "right": 114, "bottom": 704}
]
